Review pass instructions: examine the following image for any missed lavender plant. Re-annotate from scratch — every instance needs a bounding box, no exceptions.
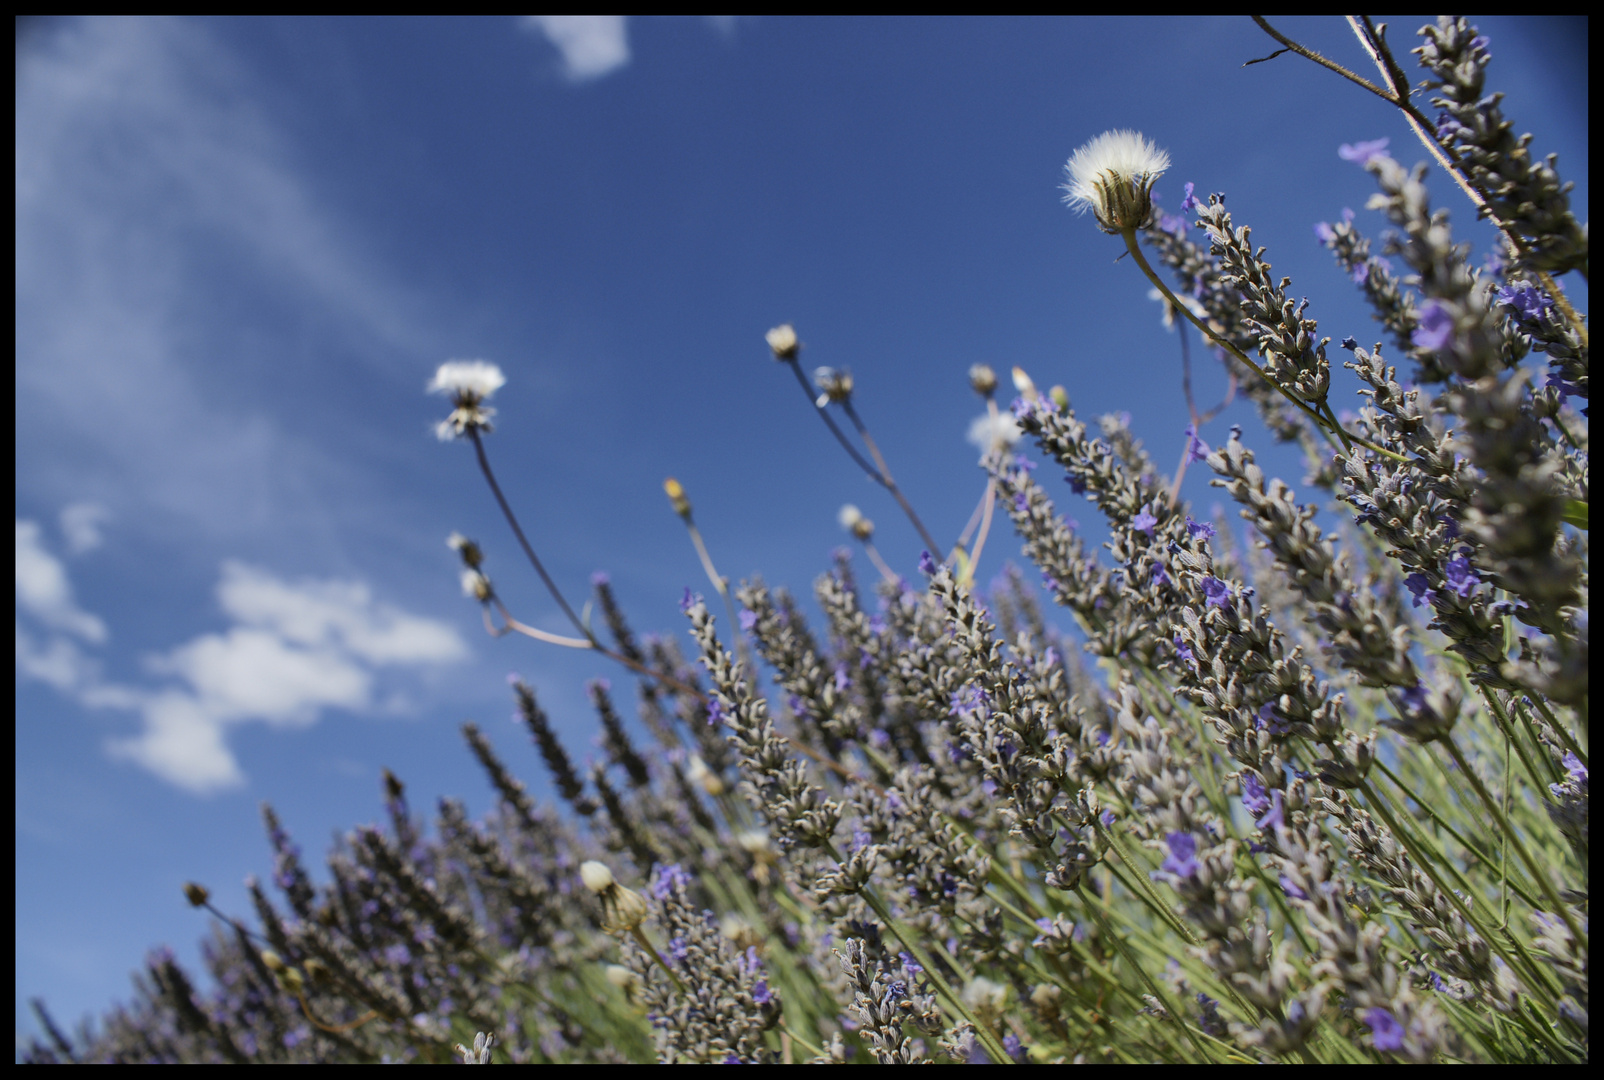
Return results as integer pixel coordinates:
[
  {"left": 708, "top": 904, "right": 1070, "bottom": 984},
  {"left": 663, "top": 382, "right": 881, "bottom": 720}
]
[{"left": 26, "top": 16, "right": 1585, "bottom": 1064}]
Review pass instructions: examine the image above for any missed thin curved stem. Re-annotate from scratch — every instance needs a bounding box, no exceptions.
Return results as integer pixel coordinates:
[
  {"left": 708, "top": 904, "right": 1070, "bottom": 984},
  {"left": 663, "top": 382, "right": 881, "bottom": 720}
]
[
  {"left": 1441, "top": 736, "right": 1585, "bottom": 945},
  {"left": 469, "top": 428, "right": 592, "bottom": 642},
  {"left": 839, "top": 399, "right": 945, "bottom": 557},
  {"left": 783, "top": 358, "right": 883, "bottom": 480}
]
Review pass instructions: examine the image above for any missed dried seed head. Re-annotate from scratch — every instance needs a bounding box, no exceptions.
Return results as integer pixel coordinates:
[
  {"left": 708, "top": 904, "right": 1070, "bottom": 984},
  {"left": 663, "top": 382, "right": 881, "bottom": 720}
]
[
  {"left": 447, "top": 532, "right": 484, "bottom": 569},
  {"left": 968, "top": 363, "right": 998, "bottom": 397},
  {"left": 428, "top": 359, "right": 506, "bottom": 440},
  {"left": 182, "top": 882, "right": 209, "bottom": 908},
  {"left": 460, "top": 568, "right": 493, "bottom": 603},
  {"left": 813, "top": 366, "right": 854, "bottom": 406}
]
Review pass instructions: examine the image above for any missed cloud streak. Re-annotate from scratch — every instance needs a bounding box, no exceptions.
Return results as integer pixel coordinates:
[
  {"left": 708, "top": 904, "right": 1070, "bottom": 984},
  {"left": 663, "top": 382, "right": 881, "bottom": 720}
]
[{"left": 524, "top": 16, "right": 631, "bottom": 81}]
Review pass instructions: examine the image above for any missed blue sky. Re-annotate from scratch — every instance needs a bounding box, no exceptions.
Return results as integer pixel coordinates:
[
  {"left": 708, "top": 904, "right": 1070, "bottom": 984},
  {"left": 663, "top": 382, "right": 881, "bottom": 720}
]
[{"left": 15, "top": 15, "right": 1587, "bottom": 1047}]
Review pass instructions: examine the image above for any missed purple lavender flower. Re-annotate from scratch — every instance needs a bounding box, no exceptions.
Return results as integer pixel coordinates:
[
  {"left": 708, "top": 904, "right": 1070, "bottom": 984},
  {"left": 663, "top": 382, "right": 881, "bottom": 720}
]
[
  {"left": 738, "top": 609, "right": 758, "bottom": 632},
  {"left": 1180, "top": 181, "right": 1202, "bottom": 213},
  {"left": 1100, "top": 809, "right": 1116, "bottom": 827},
  {"left": 1003, "top": 1034, "right": 1027, "bottom": 1063},
  {"left": 1132, "top": 503, "right": 1158, "bottom": 536},
  {"left": 1442, "top": 551, "right": 1479, "bottom": 598},
  {"left": 1314, "top": 221, "right": 1336, "bottom": 244},
  {"left": 1065, "top": 473, "right": 1087, "bottom": 495},
  {"left": 668, "top": 936, "right": 690, "bottom": 964},
  {"left": 1563, "top": 751, "right": 1587, "bottom": 783},
  {"left": 1013, "top": 492, "right": 1029, "bottom": 514},
  {"left": 1185, "top": 516, "right": 1215, "bottom": 540},
  {"left": 707, "top": 696, "right": 726, "bottom": 726},
  {"left": 1546, "top": 372, "right": 1586, "bottom": 403},
  {"left": 1159, "top": 832, "right": 1200, "bottom": 878},
  {"left": 1151, "top": 563, "right": 1171, "bottom": 586},
  {"left": 1012, "top": 453, "right": 1035, "bottom": 471},
  {"left": 679, "top": 587, "right": 696, "bottom": 614},
  {"left": 1158, "top": 211, "right": 1187, "bottom": 236},
  {"left": 1397, "top": 684, "right": 1429, "bottom": 714},
  {"left": 1351, "top": 261, "right": 1370, "bottom": 285},
  {"left": 590, "top": 570, "right": 610, "bottom": 587},
  {"left": 1412, "top": 299, "right": 1456, "bottom": 350},
  {"left": 1183, "top": 424, "right": 1210, "bottom": 463},
  {"left": 1338, "top": 137, "right": 1391, "bottom": 165},
  {"left": 1256, "top": 789, "right": 1286, "bottom": 832},
  {"left": 1240, "top": 773, "right": 1270, "bottom": 817},
  {"left": 653, "top": 863, "right": 692, "bottom": 899},
  {"left": 1403, "top": 573, "right": 1435, "bottom": 608},
  {"left": 1279, "top": 875, "right": 1309, "bottom": 900},
  {"left": 918, "top": 550, "right": 938, "bottom": 575},
  {"left": 1200, "top": 576, "right": 1231, "bottom": 608},
  {"left": 1365, "top": 1007, "right": 1406, "bottom": 1051},
  {"left": 751, "top": 979, "right": 773, "bottom": 1005},
  {"left": 1172, "top": 634, "right": 1194, "bottom": 663},
  {"left": 949, "top": 684, "right": 989, "bottom": 721},
  {"left": 385, "top": 944, "right": 412, "bottom": 967}
]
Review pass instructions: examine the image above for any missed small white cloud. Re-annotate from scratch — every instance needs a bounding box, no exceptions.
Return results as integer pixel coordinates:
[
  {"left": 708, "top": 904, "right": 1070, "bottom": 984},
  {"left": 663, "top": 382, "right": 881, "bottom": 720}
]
[
  {"left": 60, "top": 502, "right": 111, "bottom": 554},
  {"left": 16, "top": 621, "right": 99, "bottom": 693},
  {"left": 705, "top": 15, "right": 739, "bottom": 38},
  {"left": 524, "top": 16, "right": 631, "bottom": 81},
  {"left": 147, "top": 626, "right": 372, "bottom": 726},
  {"left": 966, "top": 412, "right": 1022, "bottom": 455},
  {"left": 16, "top": 557, "right": 468, "bottom": 796},
  {"left": 216, "top": 561, "right": 468, "bottom": 665},
  {"left": 15, "top": 520, "right": 107, "bottom": 643},
  {"left": 107, "top": 689, "right": 245, "bottom": 793}
]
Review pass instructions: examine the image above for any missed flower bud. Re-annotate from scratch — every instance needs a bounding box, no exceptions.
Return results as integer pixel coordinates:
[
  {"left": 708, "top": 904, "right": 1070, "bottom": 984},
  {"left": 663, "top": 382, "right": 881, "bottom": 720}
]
[
  {"left": 605, "top": 963, "right": 638, "bottom": 989},
  {"left": 765, "top": 323, "right": 799, "bottom": 361},
  {"left": 837, "top": 504, "right": 874, "bottom": 541},
  {"left": 580, "top": 860, "right": 649, "bottom": 932},
  {"left": 1049, "top": 385, "right": 1069, "bottom": 410},
  {"left": 580, "top": 860, "right": 616, "bottom": 893},
  {"left": 663, "top": 477, "right": 692, "bottom": 519},
  {"left": 1011, "top": 366, "right": 1038, "bottom": 398},
  {"left": 182, "top": 882, "right": 210, "bottom": 908},
  {"left": 688, "top": 753, "right": 725, "bottom": 796},
  {"left": 968, "top": 363, "right": 998, "bottom": 397}
]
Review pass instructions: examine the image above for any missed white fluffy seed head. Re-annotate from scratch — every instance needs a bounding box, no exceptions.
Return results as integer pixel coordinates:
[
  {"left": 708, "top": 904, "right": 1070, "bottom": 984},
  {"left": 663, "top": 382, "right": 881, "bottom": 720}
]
[
  {"left": 428, "top": 360, "right": 506, "bottom": 402},
  {"left": 1062, "top": 130, "right": 1171, "bottom": 233},
  {"left": 967, "top": 411, "right": 1022, "bottom": 454},
  {"left": 765, "top": 323, "right": 799, "bottom": 360}
]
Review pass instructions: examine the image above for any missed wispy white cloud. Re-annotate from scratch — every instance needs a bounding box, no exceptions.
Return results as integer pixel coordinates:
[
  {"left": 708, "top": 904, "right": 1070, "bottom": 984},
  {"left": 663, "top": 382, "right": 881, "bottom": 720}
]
[
  {"left": 16, "top": 529, "right": 468, "bottom": 795},
  {"left": 15, "top": 520, "right": 108, "bottom": 643},
  {"left": 60, "top": 502, "right": 111, "bottom": 555},
  {"left": 523, "top": 16, "right": 631, "bottom": 81},
  {"left": 16, "top": 17, "right": 435, "bottom": 542}
]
